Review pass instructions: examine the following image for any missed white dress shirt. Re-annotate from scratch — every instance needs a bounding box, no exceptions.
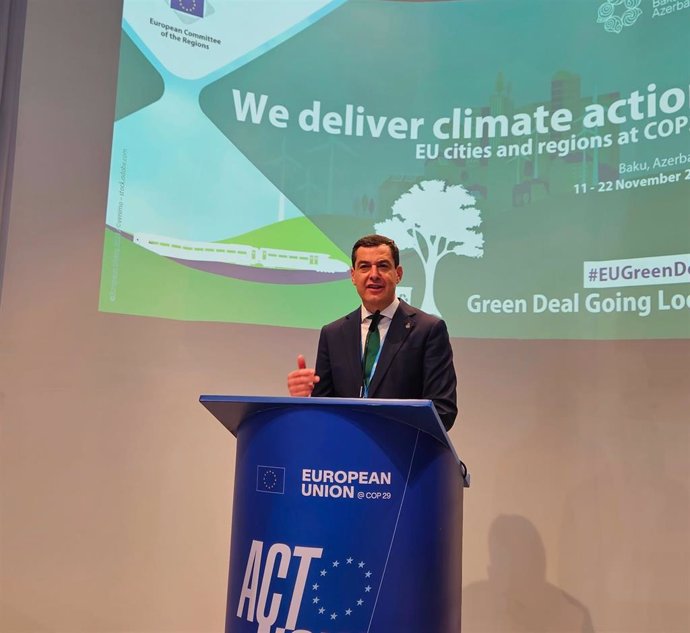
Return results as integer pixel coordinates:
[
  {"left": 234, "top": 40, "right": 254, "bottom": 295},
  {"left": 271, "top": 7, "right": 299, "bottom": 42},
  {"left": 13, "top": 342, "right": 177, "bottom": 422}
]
[{"left": 359, "top": 297, "right": 400, "bottom": 356}]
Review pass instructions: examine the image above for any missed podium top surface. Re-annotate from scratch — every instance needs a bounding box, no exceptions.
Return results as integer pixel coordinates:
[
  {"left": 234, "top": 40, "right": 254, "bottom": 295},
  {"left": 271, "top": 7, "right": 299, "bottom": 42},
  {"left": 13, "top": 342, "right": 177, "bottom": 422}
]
[
  {"left": 199, "top": 395, "right": 450, "bottom": 444},
  {"left": 200, "top": 395, "right": 468, "bottom": 486},
  {"left": 200, "top": 394, "right": 441, "bottom": 438}
]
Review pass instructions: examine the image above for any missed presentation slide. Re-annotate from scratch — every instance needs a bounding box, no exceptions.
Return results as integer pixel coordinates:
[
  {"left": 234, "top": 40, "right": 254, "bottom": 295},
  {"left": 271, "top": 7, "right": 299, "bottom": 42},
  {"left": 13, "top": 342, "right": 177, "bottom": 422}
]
[{"left": 100, "top": 0, "right": 690, "bottom": 339}]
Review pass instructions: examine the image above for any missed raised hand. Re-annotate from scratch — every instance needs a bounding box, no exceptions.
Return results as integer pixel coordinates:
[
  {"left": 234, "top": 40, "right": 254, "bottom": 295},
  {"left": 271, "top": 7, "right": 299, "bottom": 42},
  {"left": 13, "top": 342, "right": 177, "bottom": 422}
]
[{"left": 287, "top": 354, "right": 320, "bottom": 397}]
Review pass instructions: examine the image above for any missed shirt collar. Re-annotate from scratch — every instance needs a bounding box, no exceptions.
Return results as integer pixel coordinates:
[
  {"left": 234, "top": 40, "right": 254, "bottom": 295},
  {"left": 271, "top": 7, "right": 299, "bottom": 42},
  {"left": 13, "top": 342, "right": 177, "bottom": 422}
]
[{"left": 361, "top": 297, "right": 400, "bottom": 322}]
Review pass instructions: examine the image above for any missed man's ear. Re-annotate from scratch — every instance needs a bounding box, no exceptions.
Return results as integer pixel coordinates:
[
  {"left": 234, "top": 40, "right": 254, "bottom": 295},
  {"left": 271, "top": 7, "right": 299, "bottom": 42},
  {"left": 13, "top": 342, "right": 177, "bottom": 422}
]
[{"left": 396, "top": 266, "right": 403, "bottom": 283}]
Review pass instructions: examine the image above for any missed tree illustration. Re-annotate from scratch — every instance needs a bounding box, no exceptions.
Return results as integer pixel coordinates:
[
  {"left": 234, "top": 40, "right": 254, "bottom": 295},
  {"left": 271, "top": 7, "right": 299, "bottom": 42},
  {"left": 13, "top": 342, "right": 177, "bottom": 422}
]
[{"left": 375, "top": 179, "right": 484, "bottom": 316}]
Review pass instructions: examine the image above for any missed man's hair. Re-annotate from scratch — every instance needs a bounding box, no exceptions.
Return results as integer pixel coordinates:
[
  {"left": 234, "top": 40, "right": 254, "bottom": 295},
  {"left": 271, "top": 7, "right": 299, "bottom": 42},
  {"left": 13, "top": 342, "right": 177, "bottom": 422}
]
[{"left": 351, "top": 234, "right": 400, "bottom": 267}]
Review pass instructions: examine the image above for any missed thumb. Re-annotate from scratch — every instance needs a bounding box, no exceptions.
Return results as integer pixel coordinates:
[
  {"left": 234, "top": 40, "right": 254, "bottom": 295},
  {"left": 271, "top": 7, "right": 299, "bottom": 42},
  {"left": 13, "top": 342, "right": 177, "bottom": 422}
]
[{"left": 297, "top": 354, "right": 307, "bottom": 370}]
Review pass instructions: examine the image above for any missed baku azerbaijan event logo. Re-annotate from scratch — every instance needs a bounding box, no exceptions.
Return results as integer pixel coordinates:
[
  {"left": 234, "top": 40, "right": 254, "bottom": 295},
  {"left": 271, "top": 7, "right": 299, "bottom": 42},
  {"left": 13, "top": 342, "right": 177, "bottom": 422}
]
[{"left": 596, "top": 0, "right": 642, "bottom": 33}]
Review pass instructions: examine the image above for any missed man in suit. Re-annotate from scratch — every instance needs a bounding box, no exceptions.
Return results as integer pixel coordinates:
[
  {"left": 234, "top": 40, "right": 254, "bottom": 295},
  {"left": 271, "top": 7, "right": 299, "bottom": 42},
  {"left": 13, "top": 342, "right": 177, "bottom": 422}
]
[{"left": 287, "top": 234, "right": 457, "bottom": 430}]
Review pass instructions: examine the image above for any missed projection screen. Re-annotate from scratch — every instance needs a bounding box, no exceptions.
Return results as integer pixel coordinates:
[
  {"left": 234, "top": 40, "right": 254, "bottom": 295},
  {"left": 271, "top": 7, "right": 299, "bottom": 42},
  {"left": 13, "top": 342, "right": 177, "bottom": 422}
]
[{"left": 100, "top": 0, "right": 690, "bottom": 340}]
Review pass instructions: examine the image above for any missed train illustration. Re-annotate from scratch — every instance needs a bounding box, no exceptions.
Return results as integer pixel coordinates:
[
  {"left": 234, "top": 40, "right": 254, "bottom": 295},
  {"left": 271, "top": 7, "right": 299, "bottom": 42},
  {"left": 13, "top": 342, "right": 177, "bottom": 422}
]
[{"left": 132, "top": 233, "right": 350, "bottom": 274}]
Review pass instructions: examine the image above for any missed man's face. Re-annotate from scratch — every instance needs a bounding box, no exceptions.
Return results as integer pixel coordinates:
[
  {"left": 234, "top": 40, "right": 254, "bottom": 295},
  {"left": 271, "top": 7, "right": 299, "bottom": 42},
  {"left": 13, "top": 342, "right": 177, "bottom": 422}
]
[{"left": 351, "top": 244, "right": 403, "bottom": 312}]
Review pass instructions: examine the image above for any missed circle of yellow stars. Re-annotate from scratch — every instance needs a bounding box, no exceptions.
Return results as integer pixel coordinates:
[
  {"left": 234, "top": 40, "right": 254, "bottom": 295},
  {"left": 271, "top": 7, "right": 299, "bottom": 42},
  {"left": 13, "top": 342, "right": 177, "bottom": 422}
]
[
  {"left": 261, "top": 469, "right": 278, "bottom": 490},
  {"left": 177, "top": 0, "right": 198, "bottom": 15},
  {"left": 311, "top": 556, "right": 375, "bottom": 621}
]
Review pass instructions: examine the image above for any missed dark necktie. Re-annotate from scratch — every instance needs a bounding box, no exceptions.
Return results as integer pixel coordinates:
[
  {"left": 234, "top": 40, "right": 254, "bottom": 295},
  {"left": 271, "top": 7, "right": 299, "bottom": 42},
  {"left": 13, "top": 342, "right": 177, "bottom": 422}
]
[{"left": 363, "top": 311, "right": 382, "bottom": 389}]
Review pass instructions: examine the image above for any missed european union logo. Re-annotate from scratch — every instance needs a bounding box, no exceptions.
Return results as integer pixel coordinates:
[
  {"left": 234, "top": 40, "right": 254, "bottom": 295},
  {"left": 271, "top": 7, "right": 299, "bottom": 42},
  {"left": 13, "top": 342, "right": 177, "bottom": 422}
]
[
  {"left": 305, "top": 552, "right": 377, "bottom": 628},
  {"left": 171, "top": 0, "right": 205, "bottom": 18},
  {"left": 256, "top": 465, "right": 285, "bottom": 494}
]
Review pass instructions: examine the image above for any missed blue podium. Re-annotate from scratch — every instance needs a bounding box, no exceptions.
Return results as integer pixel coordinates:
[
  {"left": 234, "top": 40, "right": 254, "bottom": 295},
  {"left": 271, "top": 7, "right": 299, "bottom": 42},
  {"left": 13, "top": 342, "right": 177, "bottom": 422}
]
[{"left": 200, "top": 395, "right": 467, "bottom": 633}]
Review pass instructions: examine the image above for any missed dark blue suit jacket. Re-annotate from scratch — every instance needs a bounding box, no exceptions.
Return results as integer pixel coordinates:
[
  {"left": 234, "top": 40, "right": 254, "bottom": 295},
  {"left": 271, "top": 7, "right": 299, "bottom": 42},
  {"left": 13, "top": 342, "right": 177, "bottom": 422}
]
[{"left": 312, "top": 300, "right": 457, "bottom": 430}]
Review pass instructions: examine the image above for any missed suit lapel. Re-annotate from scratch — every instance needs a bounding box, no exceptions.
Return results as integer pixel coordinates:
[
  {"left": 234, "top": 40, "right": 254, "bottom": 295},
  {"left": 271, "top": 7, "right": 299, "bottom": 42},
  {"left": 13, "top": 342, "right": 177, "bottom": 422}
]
[
  {"left": 368, "top": 301, "right": 415, "bottom": 397},
  {"left": 342, "top": 307, "right": 363, "bottom": 395}
]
